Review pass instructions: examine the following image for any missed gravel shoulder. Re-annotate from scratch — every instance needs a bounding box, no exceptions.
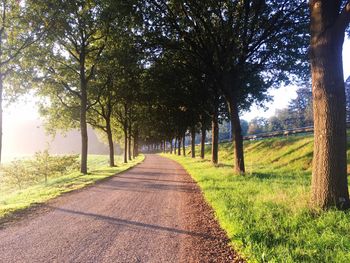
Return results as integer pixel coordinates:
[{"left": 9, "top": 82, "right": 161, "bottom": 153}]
[{"left": 0, "top": 154, "right": 243, "bottom": 263}]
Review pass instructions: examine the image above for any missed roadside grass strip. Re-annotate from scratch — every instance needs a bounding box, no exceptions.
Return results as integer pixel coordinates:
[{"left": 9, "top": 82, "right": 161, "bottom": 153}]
[{"left": 162, "top": 135, "right": 350, "bottom": 262}]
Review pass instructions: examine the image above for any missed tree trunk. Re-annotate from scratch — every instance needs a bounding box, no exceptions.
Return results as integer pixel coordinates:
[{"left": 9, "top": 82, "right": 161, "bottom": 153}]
[
  {"left": 170, "top": 139, "right": 173, "bottom": 154},
  {"left": 182, "top": 135, "right": 186, "bottom": 156},
  {"left": 106, "top": 121, "right": 115, "bottom": 167},
  {"left": 310, "top": 1, "right": 350, "bottom": 209},
  {"left": 0, "top": 74, "right": 3, "bottom": 164},
  {"left": 133, "top": 128, "right": 139, "bottom": 158},
  {"left": 174, "top": 138, "right": 177, "bottom": 154},
  {"left": 123, "top": 122, "right": 128, "bottom": 164},
  {"left": 191, "top": 128, "right": 196, "bottom": 158},
  {"left": 128, "top": 123, "right": 132, "bottom": 161},
  {"left": 80, "top": 81, "right": 88, "bottom": 174},
  {"left": 201, "top": 126, "right": 206, "bottom": 159},
  {"left": 212, "top": 111, "right": 219, "bottom": 164},
  {"left": 178, "top": 137, "right": 181, "bottom": 156},
  {"left": 228, "top": 98, "right": 245, "bottom": 174}
]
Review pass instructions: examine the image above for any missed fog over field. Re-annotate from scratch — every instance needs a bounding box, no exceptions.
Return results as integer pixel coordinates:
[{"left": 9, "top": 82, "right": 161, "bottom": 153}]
[{"left": 2, "top": 119, "right": 122, "bottom": 161}]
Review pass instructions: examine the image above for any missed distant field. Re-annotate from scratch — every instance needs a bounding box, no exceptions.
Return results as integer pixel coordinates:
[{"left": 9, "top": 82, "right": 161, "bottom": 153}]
[
  {"left": 163, "top": 134, "right": 350, "bottom": 262},
  {"left": 0, "top": 154, "right": 144, "bottom": 221}
]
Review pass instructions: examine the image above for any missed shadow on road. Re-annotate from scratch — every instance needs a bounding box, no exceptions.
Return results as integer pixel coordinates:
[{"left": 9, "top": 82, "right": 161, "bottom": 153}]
[{"left": 48, "top": 206, "right": 216, "bottom": 240}]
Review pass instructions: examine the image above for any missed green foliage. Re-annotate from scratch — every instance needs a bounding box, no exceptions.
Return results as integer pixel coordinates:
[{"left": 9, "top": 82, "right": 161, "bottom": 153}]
[
  {"left": 163, "top": 134, "right": 350, "bottom": 262},
  {"left": 0, "top": 151, "right": 79, "bottom": 190},
  {"left": 0, "top": 154, "right": 144, "bottom": 221}
]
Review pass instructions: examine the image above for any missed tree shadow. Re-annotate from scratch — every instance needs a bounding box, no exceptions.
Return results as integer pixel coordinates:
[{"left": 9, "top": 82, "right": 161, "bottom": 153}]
[{"left": 48, "top": 206, "right": 217, "bottom": 240}]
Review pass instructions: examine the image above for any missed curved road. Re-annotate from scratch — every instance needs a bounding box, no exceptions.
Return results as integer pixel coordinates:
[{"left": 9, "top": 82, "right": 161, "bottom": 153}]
[{"left": 0, "top": 155, "right": 239, "bottom": 263}]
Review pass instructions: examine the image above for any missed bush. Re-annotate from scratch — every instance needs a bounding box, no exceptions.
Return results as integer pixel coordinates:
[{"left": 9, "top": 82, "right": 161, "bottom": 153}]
[{"left": 0, "top": 151, "right": 79, "bottom": 189}]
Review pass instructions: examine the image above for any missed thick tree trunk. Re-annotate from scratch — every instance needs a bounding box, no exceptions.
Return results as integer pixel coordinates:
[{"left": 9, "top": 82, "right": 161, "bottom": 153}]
[
  {"left": 106, "top": 121, "right": 115, "bottom": 167},
  {"left": 201, "top": 126, "right": 206, "bottom": 159},
  {"left": 182, "top": 135, "right": 186, "bottom": 156},
  {"left": 212, "top": 111, "right": 219, "bottom": 164},
  {"left": 191, "top": 128, "right": 196, "bottom": 158},
  {"left": 310, "top": 1, "right": 350, "bottom": 209},
  {"left": 0, "top": 74, "right": 3, "bottom": 164},
  {"left": 178, "top": 137, "right": 181, "bottom": 156},
  {"left": 80, "top": 83, "right": 88, "bottom": 174},
  {"left": 128, "top": 124, "right": 132, "bottom": 161},
  {"left": 123, "top": 123, "right": 128, "bottom": 164},
  {"left": 133, "top": 128, "right": 139, "bottom": 158},
  {"left": 228, "top": 98, "right": 245, "bottom": 174},
  {"left": 170, "top": 139, "right": 173, "bottom": 154}
]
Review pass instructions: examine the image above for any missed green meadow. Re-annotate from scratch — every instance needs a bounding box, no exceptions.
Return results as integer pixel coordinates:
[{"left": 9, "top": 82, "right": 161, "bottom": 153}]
[{"left": 163, "top": 134, "right": 350, "bottom": 262}]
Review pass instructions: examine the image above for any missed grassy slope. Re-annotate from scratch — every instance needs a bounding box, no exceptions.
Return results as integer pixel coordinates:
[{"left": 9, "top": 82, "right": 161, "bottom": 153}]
[
  {"left": 163, "top": 134, "right": 350, "bottom": 263},
  {"left": 0, "top": 154, "right": 144, "bottom": 221}
]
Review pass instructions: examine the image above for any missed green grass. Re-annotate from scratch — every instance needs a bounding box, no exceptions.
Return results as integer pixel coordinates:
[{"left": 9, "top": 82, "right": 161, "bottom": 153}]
[
  {"left": 0, "top": 154, "right": 144, "bottom": 221},
  {"left": 163, "top": 135, "right": 350, "bottom": 262}
]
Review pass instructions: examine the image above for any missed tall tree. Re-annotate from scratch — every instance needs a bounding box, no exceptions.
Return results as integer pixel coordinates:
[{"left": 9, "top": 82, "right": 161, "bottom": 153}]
[
  {"left": 310, "top": 0, "right": 350, "bottom": 209},
  {"left": 0, "top": 0, "right": 43, "bottom": 162},
  {"left": 143, "top": 0, "right": 309, "bottom": 174},
  {"left": 32, "top": 0, "right": 114, "bottom": 174}
]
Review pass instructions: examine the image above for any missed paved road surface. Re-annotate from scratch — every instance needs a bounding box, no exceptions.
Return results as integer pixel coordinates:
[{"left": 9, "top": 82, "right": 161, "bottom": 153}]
[{"left": 0, "top": 155, "right": 239, "bottom": 263}]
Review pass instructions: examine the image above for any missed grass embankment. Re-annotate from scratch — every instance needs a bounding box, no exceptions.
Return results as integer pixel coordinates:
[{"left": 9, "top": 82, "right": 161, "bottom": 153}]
[
  {"left": 0, "top": 154, "right": 144, "bottom": 221},
  {"left": 163, "top": 135, "right": 350, "bottom": 262}
]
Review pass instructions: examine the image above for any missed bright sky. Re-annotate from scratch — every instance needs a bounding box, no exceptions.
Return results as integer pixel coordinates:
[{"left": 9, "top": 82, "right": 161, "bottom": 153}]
[{"left": 2, "top": 38, "right": 350, "bottom": 157}]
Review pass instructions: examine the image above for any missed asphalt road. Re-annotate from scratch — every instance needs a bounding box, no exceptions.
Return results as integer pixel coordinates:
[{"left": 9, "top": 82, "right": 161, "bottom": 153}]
[{"left": 0, "top": 154, "right": 239, "bottom": 263}]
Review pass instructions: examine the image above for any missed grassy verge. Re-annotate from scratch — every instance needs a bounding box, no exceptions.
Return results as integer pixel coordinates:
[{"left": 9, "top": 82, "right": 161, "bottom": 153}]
[
  {"left": 0, "top": 154, "right": 144, "bottom": 221},
  {"left": 162, "top": 135, "right": 350, "bottom": 262}
]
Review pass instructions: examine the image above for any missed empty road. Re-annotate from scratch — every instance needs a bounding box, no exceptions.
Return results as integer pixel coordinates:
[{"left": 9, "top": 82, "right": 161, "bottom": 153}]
[{"left": 0, "top": 155, "right": 240, "bottom": 263}]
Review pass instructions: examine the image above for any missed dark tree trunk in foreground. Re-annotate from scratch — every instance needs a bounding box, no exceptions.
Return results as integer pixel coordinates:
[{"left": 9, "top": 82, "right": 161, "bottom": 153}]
[
  {"left": 128, "top": 124, "right": 132, "bottom": 161},
  {"left": 123, "top": 123, "right": 128, "bottom": 163},
  {"left": 182, "top": 135, "right": 186, "bottom": 156},
  {"left": 178, "top": 137, "right": 181, "bottom": 155},
  {"left": 174, "top": 138, "right": 177, "bottom": 154},
  {"left": 80, "top": 77, "right": 88, "bottom": 174},
  {"left": 133, "top": 128, "right": 139, "bottom": 158},
  {"left": 310, "top": 0, "right": 350, "bottom": 209},
  {"left": 191, "top": 128, "right": 196, "bottom": 158},
  {"left": 106, "top": 121, "right": 115, "bottom": 167},
  {"left": 0, "top": 75, "right": 3, "bottom": 163},
  {"left": 228, "top": 98, "right": 245, "bottom": 174},
  {"left": 212, "top": 111, "right": 219, "bottom": 164},
  {"left": 170, "top": 140, "right": 173, "bottom": 154},
  {"left": 201, "top": 126, "right": 206, "bottom": 159}
]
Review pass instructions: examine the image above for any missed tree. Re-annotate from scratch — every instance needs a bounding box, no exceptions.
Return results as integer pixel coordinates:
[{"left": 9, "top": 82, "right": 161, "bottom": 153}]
[
  {"left": 0, "top": 0, "right": 44, "bottom": 162},
  {"left": 143, "top": 0, "right": 309, "bottom": 174},
  {"left": 247, "top": 117, "right": 268, "bottom": 135},
  {"left": 345, "top": 76, "right": 350, "bottom": 122},
  {"left": 288, "top": 87, "right": 313, "bottom": 127},
  {"left": 31, "top": 0, "right": 114, "bottom": 174},
  {"left": 309, "top": 0, "right": 350, "bottom": 209}
]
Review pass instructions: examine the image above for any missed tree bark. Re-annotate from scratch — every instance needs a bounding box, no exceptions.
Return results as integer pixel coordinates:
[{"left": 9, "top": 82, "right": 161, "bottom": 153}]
[
  {"left": 170, "top": 139, "right": 173, "bottom": 154},
  {"left": 310, "top": 0, "right": 350, "bottom": 209},
  {"left": 178, "top": 136, "right": 181, "bottom": 155},
  {"left": 128, "top": 123, "right": 132, "bottom": 161},
  {"left": 106, "top": 120, "right": 115, "bottom": 167},
  {"left": 80, "top": 68, "right": 88, "bottom": 174},
  {"left": 201, "top": 126, "right": 206, "bottom": 159},
  {"left": 133, "top": 128, "right": 139, "bottom": 158},
  {"left": 212, "top": 111, "right": 219, "bottom": 164},
  {"left": 123, "top": 122, "right": 128, "bottom": 164},
  {"left": 182, "top": 135, "right": 186, "bottom": 156},
  {"left": 0, "top": 74, "right": 3, "bottom": 164},
  {"left": 228, "top": 98, "right": 245, "bottom": 174},
  {"left": 191, "top": 128, "right": 196, "bottom": 158}
]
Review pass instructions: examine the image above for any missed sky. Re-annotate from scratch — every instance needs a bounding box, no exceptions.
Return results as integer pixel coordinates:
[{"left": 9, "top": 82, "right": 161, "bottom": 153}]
[{"left": 2, "top": 38, "right": 350, "bottom": 157}]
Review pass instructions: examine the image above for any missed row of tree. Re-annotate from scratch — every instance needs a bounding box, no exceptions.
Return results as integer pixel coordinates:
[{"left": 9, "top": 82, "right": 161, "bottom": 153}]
[{"left": 2, "top": 0, "right": 350, "bottom": 210}]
